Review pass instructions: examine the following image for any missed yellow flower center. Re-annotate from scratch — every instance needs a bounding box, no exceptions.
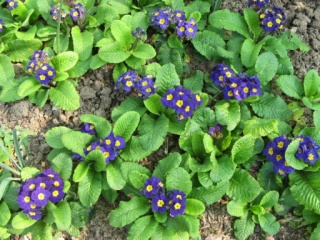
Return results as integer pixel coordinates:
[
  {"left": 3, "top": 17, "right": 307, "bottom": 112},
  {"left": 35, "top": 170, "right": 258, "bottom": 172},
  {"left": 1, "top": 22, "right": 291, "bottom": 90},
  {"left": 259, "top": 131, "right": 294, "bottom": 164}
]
[
  {"left": 146, "top": 185, "right": 153, "bottom": 192},
  {"left": 176, "top": 100, "right": 184, "bottom": 107},
  {"left": 157, "top": 200, "right": 164, "bottom": 207},
  {"left": 268, "top": 147, "right": 274, "bottom": 155},
  {"left": 126, "top": 81, "right": 133, "bottom": 87},
  {"left": 53, "top": 190, "right": 59, "bottom": 197},
  {"left": 38, "top": 193, "right": 45, "bottom": 200},
  {"left": 159, "top": 19, "right": 165, "bottom": 24},
  {"left": 243, "top": 87, "right": 249, "bottom": 93},
  {"left": 277, "top": 141, "right": 284, "bottom": 148},
  {"left": 54, "top": 181, "right": 60, "bottom": 187},
  {"left": 166, "top": 94, "right": 173, "bottom": 101},
  {"left": 142, "top": 81, "right": 148, "bottom": 86},
  {"left": 174, "top": 203, "right": 181, "bottom": 210},
  {"left": 267, "top": 22, "right": 273, "bottom": 27},
  {"left": 308, "top": 153, "right": 314, "bottom": 161},
  {"left": 24, "top": 196, "right": 30, "bottom": 203},
  {"left": 276, "top": 155, "right": 282, "bottom": 161},
  {"left": 40, "top": 75, "right": 46, "bottom": 81}
]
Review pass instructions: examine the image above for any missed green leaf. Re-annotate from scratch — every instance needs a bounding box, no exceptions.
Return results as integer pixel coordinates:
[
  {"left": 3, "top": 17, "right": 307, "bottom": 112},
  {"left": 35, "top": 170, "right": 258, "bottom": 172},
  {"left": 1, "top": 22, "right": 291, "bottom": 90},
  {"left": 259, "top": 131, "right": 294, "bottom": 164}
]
[
  {"left": 257, "top": 162, "right": 283, "bottom": 191},
  {"left": 189, "top": 180, "right": 229, "bottom": 205},
  {"left": 241, "top": 39, "right": 263, "bottom": 68},
  {"left": 185, "top": 199, "right": 205, "bottom": 215},
  {"left": 109, "top": 197, "right": 150, "bottom": 227},
  {"left": 20, "top": 167, "right": 40, "bottom": 181},
  {"left": 132, "top": 43, "right": 156, "bottom": 60},
  {"left": 243, "top": 117, "right": 279, "bottom": 138},
  {"left": 314, "top": 110, "right": 320, "bottom": 129},
  {"left": 98, "top": 42, "right": 131, "bottom": 63},
  {"left": 227, "top": 200, "right": 248, "bottom": 217},
  {"left": 311, "top": 223, "right": 320, "bottom": 240},
  {"left": 234, "top": 213, "right": 255, "bottom": 240},
  {"left": 121, "top": 162, "right": 151, "bottom": 182},
  {"left": 12, "top": 211, "right": 36, "bottom": 229},
  {"left": 191, "top": 30, "right": 226, "bottom": 61},
  {"left": 183, "top": 70, "right": 204, "bottom": 93},
  {"left": 192, "top": 131, "right": 206, "bottom": 159},
  {"left": 143, "top": 94, "right": 165, "bottom": 115},
  {"left": 111, "top": 20, "right": 134, "bottom": 46},
  {"left": 50, "top": 81, "right": 80, "bottom": 110},
  {"left": 73, "top": 162, "right": 90, "bottom": 182},
  {"left": 276, "top": 75, "right": 304, "bottom": 99},
  {"left": 128, "top": 170, "right": 149, "bottom": 189},
  {"left": 255, "top": 52, "right": 278, "bottom": 85},
  {"left": 113, "top": 111, "right": 140, "bottom": 141},
  {"left": 209, "top": 9, "right": 250, "bottom": 38},
  {"left": 157, "top": 43, "right": 183, "bottom": 76},
  {"left": 67, "top": 59, "right": 91, "bottom": 78},
  {"left": 4, "top": 39, "right": 42, "bottom": 62},
  {"left": 232, "top": 135, "right": 255, "bottom": 164},
  {"left": 304, "top": 69, "right": 320, "bottom": 97},
  {"left": 0, "top": 202, "right": 11, "bottom": 226},
  {"left": 155, "top": 64, "right": 180, "bottom": 95},
  {"left": 260, "top": 191, "right": 279, "bottom": 208},
  {"left": 78, "top": 168, "right": 101, "bottom": 207},
  {"left": 153, "top": 152, "right": 182, "bottom": 180},
  {"left": 251, "top": 92, "right": 293, "bottom": 121},
  {"left": 166, "top": 167, "right": 192, "bottom": 195},
  {"left": 3, "top": 182, "right": 19, "bottom": 211},
  {"left": 111, "top": 97, "right": 146, "bottom": 121},
  {"left": 50, "top": 51, "right": 79, "bottom": 72},
  {"left": 33, "top": 88, "right": 50, "bottom": 108},
  {"left": 72, "top": 27, "right": 93, "bottom": 61},
  {"left": 285, "top": 139, "right": 308, "bottom": 170},
  {"left": 168, "top": 34, "right": 183, "bottom": 49},
  {"left": 210, "top": 154, "right": 235, "bottom": 183},
  {"left": 258, "top": 213, "right": 280, "bottom": 235},
  {"left": 250, "top": 205, "right": 265, "bottom": 215},
  {"left": 62, "top": 130, "right": 93, "bottom": 155},
  {"left": 53, "top": 201, "right": 71, "bottom": 231},
  {"left": 85, "top": 150, "right": 105, "bottom": 172},
  {"left": 289, "top": 171, "right": 320, "bottom": 214},
  {"left": 227, "top": 169, "right": 261, "bottom": 202},
  {"left": 31, "top": 222, "right": 53, "bottom": 240},
  {"left": 106, "top": 163, "right": 126, "bottom": 190},
  {"left": 166, "top": 215, "right": 191, "bottom": 234},
  {"left": 215, "top": 100, "right": 240, "bottom": 131},
  {"left": 0, "top": 54, "right": 14, "bottom": 85},
  {"left": 79, "top": 114, "right": 112, "bottom": 139},
  {"left": 243, "top": 8, "right": 262, "bottom": 41},
  {"left": 128, "top": 215, "right": 158, "bottom": 240},
  {"left": 51, "top": 152, "right": 73, "bottom": 181},
  {"left": 45, "top": 126, "right": 73, "bottom": 149}
]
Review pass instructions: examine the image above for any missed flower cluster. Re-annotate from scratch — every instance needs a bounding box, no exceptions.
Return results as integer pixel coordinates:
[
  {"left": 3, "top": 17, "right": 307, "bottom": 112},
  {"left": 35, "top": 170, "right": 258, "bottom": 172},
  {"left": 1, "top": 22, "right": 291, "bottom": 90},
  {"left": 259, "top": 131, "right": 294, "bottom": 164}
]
[
  {"left": 17, "top": 169, "right": 65, "bottom": 220},
  {"left": 210, "top": 64, "right": 261, "bottom": 101},
  {"left": 26, "top": 50, "right": 56, "bottom": 85},
  {"left": 132, "top": 27, "right": 146, "bottom": 40},
  {"left": 295, "top": 136, "right": 320, "bottom": 165},
  {"left": 208, "top": 124, "right": 223, "bottom": 139},
  {"left": 142, "top": 176, "right": 186, "bottom": 218},
  {"left": 263, "top": 135, "right": 320, "bottom": 175},
  {"left": 263, "top": 135, "right": 294, "bottom": 175},
  {"left": 247, "top": 0, "right": 269, "bottom": 9},
  {"left": 151, "top": 8, "right": 198, "bottom": 39},
  {"left": 80, "top": 123, "right": 96, "bottom": 135},
  {"left": 115, "top": 70, "right": 156, "bottom": 99},
  {"left": 0, "top": 19, "right": 3, "bottom": 32},
  {"left": 50, "top": 4, "right": 68, "bottom": 22},
  {"left": 70, "top": 3, "right": 86, "bottom": 22},
  {"left": 83, "top": 132, "right": 126, "bottom": 164},
  {"left": 161, "top": 85, "right": 202, "bottom": 121},
  {"left": 259, "top": 7, "right": 286, "bottom": 32},
  {"left": 6, "top": 0, "right": 18, "bottom": 10}
]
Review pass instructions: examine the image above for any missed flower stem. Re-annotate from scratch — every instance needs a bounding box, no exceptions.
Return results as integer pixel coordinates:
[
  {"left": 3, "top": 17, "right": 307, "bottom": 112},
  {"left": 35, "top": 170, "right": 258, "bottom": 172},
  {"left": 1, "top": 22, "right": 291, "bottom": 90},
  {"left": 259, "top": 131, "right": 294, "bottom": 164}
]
[
  {"left": 0, "top": 162, "right": 20, "bottom": 176},
  {"left": 56, "top": 0, "right": 64, "bottom": 54}
]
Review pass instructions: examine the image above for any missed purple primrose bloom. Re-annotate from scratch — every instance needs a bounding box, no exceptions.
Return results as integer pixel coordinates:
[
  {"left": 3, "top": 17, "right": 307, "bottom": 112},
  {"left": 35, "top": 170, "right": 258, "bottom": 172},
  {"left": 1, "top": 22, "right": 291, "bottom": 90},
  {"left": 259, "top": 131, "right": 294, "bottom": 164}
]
[{"left": 142, "top": 176, "right": 164, "bottom": 199}]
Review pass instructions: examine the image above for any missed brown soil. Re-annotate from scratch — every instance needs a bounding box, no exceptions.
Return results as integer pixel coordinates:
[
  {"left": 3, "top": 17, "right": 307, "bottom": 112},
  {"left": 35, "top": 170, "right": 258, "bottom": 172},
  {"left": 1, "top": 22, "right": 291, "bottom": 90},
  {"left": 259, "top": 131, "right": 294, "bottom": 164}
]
[{"left": 1, "top": 0, "right": 319, "bottom": 239}]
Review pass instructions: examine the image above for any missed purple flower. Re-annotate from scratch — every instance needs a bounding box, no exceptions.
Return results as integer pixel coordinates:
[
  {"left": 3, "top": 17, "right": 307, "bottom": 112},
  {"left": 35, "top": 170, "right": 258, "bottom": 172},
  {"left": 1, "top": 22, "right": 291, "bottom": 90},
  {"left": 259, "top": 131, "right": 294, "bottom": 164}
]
[
  {"left": 0, "top": 19, "right": 4, "bottom": 33},
  {"left": 23, "top": 209, "right": 42, "bottom": 220},
  {"left": 72, "top": 152, "right": 85, "bottom": 161},
  {"left": 184, "top": 19, "right": 197, "bottom": 38},
  {"left": 247, "top": 0, "right": 269, "bottom": 8},
  {"left": 103, "top": 132, "right": 115, "bottom": 147},
  {"left": 80, "top": 123, "right": 96, "bottom": 135},
  {"left": 41, "top": 168, "right": 60, "bottom": 179},
  {"left": 142, "top": 176, "right": 164, "bottom": 199},
  {"left": 50, "top": 4, "right": 67, "bottom": 22},
  {"left": 151, "top": 9, "right": 171, "bottom": 30},
  {"left": 152, "top": 193, "right": 168, "bottom": 213},
  {"left": 31, "top": 187, "right": 51, "bottom": 207},
  {"left": 295, "top": 136, "right": 320, "bottom": 165},
  {"left": 168, "top": 190, "right": 186, "bottom": 217},
  {"left": 100, "top": 146, "right": 117, "bottom": 164},
  {"left": 132, "top": 27, "right": 146, "bottom": 40},
  {"left": 173, "top": 10, "right": 186, "bottom": 23},
  {"left": 115, "top": 70, "right": 138, "bottom": 93},
  {"left": 22, "top": 178, "right": 37, "bottom": 192},
  {"left": 70, "top": 3, "right": 86, "bottom": 21},
  {"left": 84, "top": 140, "right": 101, "bottom": 154},
  {"left": 114, "top": 136, "right": 126, "bottom": 150},
  {"left": 210, "top": 64, "right": 236, "bottom": 87},
  {"left": 260, "top": 7, "right": 286, "bottom": 32},
  {"left": 49, "top": 187, "right": 65, "bottom": 203},
  {"left": 6, "top": 0, "right": 18, "bottom": 10},
  {"left": 208, "top": 124, "right": 223, "bottom": 139},
  {"left": 17, "top": 192, "right": 33, "bottom": 210},
  {"left": 136, "top": 75, "right": 156, "bottom": 99},
  {"left": 176, "top": 21, "right": 186, "bottom": 37}
]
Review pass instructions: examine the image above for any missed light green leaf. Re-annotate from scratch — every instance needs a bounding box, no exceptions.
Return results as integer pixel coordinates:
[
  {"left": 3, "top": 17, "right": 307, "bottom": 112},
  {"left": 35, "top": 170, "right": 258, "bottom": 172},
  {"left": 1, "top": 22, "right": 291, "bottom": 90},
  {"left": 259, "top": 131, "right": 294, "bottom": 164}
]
[
  {"left": 260, "top": 191, "right": 279, "bottom": 208},
  {"left": 232, "top": 135, "right": 255, "bottom": 164},
  {"left": 241, "top": 39, "right": 263, "bottom": 68},
  {"left": 109, "top": 197, "right": 150, "bottom": 227},
  {"left": 227, "top": 200, "right": 248, "bottom": 217},
  {"left": 111, "top": 20, "right": 135, "bottom": 46},
  {"left": 285, "top": 139, "right": 308, "bottom": 170},
  {"left": 227, "top": 169, "right": 261, "bottom": 202},
  {"left": 53, "top": 201, "right": 71, "bottom": 231},
  {"left": 215, "top": 100, "right": 240, "bottom": 131},
  {"left": 106, "top": 163, "right": 126, "bottom": 190},
  {"left": 62, "top": 130, "right": 93, "bottom": 156},
  {"left": 153, "top": 152, "right": 182, "bottom": 180},
  {"left": 258, "top": 213, "right": 280, "bottom": 235},
  {"left": 257, "top": 162, "right": 283, "bottom": 191},
  {"left": 304, "top": 69, "right": 320, "bottom": 97},
  {"left": 210, "top": 154, "right": 235, "bottom": 183},
  {"left": 73, "top": 162, "right": 90, "bottom": 182},
  {"left": 45, "top": 126, "right": 73, "bottom": 149},
  {"left": 78, "top": 168, "right": 101, "bottom": 207},
  {"left": 128, "top": 170, "right": 149, "bottom": 189},
  {"left": 255, "top": 52, "right": 278, "bottom": 85},
  {"left": 128, "top": 215, "right": 158, "bottom": 240},
  {"left": 0, "top": 201, "right": 11, "bottom": 226},
  {"left": 17, "top": 78, "right": 41, "bottom": 98},
  {"left": 72, "top": 27, "right": 93, "bottom": 61},
  {"left": 132, "top": 43, "right": 156, "bottom": 60},
  {"left": 143, "top": 94, "right": 165, "bottom": 115},
  {"left": 31, "top": 222, "right": 53, "bottom": 240},
  {"left": 157, "top": 43, "right": 183, "bottom": 76},
  {"left": 113, "top": 111, "right": 140, "bottom": 141},
  {"left": 243, "top": 117, "right": 279, "bottom": 138},
  {"left": 50, "top": 81, "right": 80, "bottom": 110},
  {"left": 20, "top": 167, "right": 41, "bottom": 181},
  {"left": 183, "top": 70, "right": 204, "bottom": 93},
  {"left": 111, "top": 97, "right": 146, "bottom": 121},
  {"left": 234, "top": 213, "right": 255, "bottom": 240},
  {"left": 209, "top": 9, "right": 250, "bottom": 38},
  {"left": 0, "top": 54, "right": 14, "bottom": 85},
  {"left": 80, "top": 114, "right": 112, "bottom": 139},
  {"left": 185, "top": 199, "right": 205, "bottom": 215},
  {"left": 98, "top": 42, "right": 131, "bottom": 63},
  {"left": 121, "top": 162, "right": 151, "bottom": 182},
  {"left": 12, "top": 211, "right": 36, "bottom": 229},
  {"left": 155, "top": 64, "right": 180, "bottom": 95},
  {"left": 51, "top": 152, "right": 73, "bottom": 181},
  {"left": 243, "top": 8, "right": 261, "bottom": 41},
  {"left": 251, "top": 92, "right": 293, "bottom": 121},
  {"left": 4, "top": 39, "right": 42, "bottom": 62},
  {"left": 50, "top": 51, "right": 79, "bottom": 72},
  {"left": 166, "top": 167, "right": 192, "bottom": 195},
  {"left": 276, "top": 75, "right": 303, "bottom": 99}
]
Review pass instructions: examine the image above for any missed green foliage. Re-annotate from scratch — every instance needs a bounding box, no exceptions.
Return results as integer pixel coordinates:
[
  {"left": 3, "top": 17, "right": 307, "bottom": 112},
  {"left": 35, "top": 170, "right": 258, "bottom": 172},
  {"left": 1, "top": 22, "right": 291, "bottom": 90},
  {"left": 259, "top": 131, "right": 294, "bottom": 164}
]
[
  {"left": 49, "top": 81, "right": 80, "bottom": 110},
  {"left": 155, "top": 64, "right": 180, "bottom": 95},
  {"left": 255, "top": 52, "right": 278, "bottom": 85},
  {"left": 215, "top": 100, "right": 240, "bottom": 131}
]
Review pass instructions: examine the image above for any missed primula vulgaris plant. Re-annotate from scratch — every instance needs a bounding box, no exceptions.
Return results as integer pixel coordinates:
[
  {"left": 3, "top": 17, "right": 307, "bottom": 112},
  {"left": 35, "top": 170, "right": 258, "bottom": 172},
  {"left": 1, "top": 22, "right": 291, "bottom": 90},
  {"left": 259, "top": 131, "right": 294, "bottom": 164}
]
[{"left": 109, "top": 153, "right": 208, "bottom": 239}]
